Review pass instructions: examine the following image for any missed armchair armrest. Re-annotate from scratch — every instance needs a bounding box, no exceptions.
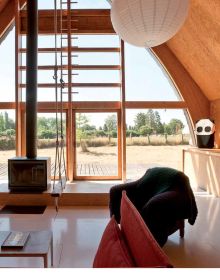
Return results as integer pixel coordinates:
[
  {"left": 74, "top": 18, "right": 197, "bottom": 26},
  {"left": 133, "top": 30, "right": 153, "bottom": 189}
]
[{"left": 109, "top": 179, "right": 141, "bottom": 223}]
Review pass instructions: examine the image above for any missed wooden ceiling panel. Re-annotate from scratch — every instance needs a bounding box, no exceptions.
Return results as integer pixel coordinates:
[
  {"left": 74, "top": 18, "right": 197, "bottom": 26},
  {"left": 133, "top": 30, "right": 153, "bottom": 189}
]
[
  {"left": 166, "top": 0, "right": 220, "bottom": 101},
  {"left": 20, "top": 9, "right": 115, "bottom": 34},
  {"left": 0, "top": 0, "right": 8, "bottom": 14}
]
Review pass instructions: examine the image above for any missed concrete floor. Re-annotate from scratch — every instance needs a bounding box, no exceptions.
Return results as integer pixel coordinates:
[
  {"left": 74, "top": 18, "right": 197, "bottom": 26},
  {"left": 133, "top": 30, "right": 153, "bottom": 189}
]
[{"left": 0, "top": 192, "right": 219, "bottom": 268}]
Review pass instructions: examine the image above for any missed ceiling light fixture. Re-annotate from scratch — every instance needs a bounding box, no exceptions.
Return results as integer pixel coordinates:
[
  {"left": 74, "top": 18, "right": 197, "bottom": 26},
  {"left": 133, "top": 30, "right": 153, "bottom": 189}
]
[{"left": 110, "top": 0, "right": 189, "bottom": 47}]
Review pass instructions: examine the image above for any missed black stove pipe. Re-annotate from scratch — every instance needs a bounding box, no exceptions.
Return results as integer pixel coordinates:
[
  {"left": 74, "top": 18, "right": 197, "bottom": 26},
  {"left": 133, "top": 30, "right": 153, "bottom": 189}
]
[{"left": 26, "top": 0, "right": 38, "bottom": 158}]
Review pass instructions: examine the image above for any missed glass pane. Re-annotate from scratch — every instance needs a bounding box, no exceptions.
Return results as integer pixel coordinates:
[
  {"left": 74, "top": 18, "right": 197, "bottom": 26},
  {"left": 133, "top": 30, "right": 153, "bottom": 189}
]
[
  {"left": 0, "top": 28, "right": 15, "bottom": 102},
  {"left": 75, "top": 112, "right": 118, "bottom": 177},
  {"left": 126, "top": 109, "right": 191, "bottom": 180},
  {"left": 72, "top": 70, "right": 120, "bottom": 83},
  {"left": 72, "top": 88, "right": 120, "bottom": 102},
  {"left": 0, "top": 110, "right": 16, "bottom": 180},
  {"left": 72, "top": 52, "right": 120, "bottom": 65},
  {"left": 37, "top": 88, "right": 68, "bottom": 102},
  {"left": 22, "top": 50, "right": 120, "bottom": 66},
  {"left": 39, "top": 53, "right": 60, "bottom": 66},
  {"left": 22, "top": 35, "right": 62, "bottom": 49},
  {"left": 23, "top": 35, "right": 119, "bottom": 48},
  {"left": 22, "top": 85, "right": 67, "bottom": 102},
  {"left": 37, "top": 113, "right": 67, "bottom": 177},
  {"left": 125, "top": 44, "right": 181, "bottom": 101},
  {"left": 22, "top": 53, "right": 58, "bottom": 66},
  {"left": 38, "top": 0, "right": 110, "bottom": 10},
  {"left": 22, "top": 70, "right": 56, "bottom": 84},
  {"left": 38, "top": 70, "right": 57, "bottom": 83},
  {"left": 75, "top": 35, "right": 120, "bottom": 48}
]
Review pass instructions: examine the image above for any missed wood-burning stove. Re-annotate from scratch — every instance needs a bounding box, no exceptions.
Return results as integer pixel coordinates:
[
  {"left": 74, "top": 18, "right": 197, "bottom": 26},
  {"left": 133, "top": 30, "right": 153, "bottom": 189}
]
[{"left": 8, "top": 157, "right": 51, "bottom": 192}]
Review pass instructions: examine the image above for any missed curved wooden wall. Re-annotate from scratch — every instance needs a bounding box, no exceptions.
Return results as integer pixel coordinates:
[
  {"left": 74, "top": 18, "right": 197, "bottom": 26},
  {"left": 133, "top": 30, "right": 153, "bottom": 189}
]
[{"left": 152, "top": 44, "right": 210, "bottom": 127}]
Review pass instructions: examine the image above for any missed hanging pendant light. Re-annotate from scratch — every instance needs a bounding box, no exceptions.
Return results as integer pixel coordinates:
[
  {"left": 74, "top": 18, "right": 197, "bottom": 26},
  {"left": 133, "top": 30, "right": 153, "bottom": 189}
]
[{"left": 110, "top": 0, "right": 189, "bottom": 47}]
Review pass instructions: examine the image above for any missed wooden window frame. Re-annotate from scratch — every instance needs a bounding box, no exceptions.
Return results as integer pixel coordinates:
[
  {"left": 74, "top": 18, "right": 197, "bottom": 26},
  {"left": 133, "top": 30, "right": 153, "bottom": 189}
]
[
  {"left": 0, "top": 4, "right": 198, "bottom": 183},
  {"left": 72, "top": 108, "right": 122, "bottom": 180}
]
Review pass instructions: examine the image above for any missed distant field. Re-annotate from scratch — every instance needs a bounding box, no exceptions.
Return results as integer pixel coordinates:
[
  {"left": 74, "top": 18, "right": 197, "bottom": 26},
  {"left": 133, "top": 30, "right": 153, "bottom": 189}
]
[
  {"left": 0, "top": 134, "right": 190, "bottom": 179},
  {"left": 0, "top": 144, "right": 189, "bottom": 180}
]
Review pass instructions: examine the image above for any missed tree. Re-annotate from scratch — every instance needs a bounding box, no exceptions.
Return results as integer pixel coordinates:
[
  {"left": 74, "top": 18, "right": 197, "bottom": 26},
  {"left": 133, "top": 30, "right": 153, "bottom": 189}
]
[
  {"left": 39, "top": 129, "right": 56, "bottom": 139},
  {"left": 167, "top": 119, "right": 184, "bottom": 134},
  {"left": 104, "top": 115, "right": 117, "bottom": 132},
  {"left": 154, "top": 111, "right": 164, "bottom": 134},
  {"left": 104, "top": 115, "right": 117, "bottom": 143},
  {"left": 164, "top": 123, "right": 172, "bottom": 135},
  {"left": 134, "top": 112, "right": 146, "bottom": 130},
  {"left": 4, "top": 112, "right": 9, "bottom": 129},
  {"left": 5, "top": 129, "right": 15, "bottom": 137},
  {"left": 134, "top": 110, "right": 161, "bottom": 134},
  {"left": 76, "top": 113, "right": 89, "bottom": 129},
  {"left": 139, "top": 125, "right": 153, "bottom": 136},
  {"left": 146, "top": 109, "right": 156, "bottom": 133},
  {"left": 103, "top": 124, "right": 108, "bottom": 132},
  {"left": 0, "top": 114, "right": 4, "bottom": 133},
  {"left": 126, "top": 130, "right": 139, "bottom": 137},
  {"left": 76, "top": 114, "right": 90, "bottom": 152},
  {"left": 96, "top": 130, "right": 106, "bottom": 137}
]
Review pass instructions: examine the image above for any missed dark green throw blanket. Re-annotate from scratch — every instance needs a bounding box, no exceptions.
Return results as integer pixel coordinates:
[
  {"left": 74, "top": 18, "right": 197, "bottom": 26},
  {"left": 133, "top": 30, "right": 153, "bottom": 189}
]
[{"left": 135, "top": 167, "right": 198, "bottom": 225}]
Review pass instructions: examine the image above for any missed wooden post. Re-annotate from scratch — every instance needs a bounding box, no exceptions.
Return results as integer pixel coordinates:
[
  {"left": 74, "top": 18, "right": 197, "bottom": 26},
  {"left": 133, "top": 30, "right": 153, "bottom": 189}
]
[
  {"left": 15, "top": 0, "right": 22, "bottom": 156},
  {"left": 67, "top": 0, "right": 73, "bottom": 181},
  {"left": 120, "top": 40, "right": 126, "bottom": 181}
]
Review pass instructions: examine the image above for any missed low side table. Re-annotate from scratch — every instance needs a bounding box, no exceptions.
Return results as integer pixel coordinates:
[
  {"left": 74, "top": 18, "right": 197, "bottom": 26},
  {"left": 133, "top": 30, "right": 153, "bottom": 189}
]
[{"left": 0, "top": 230, "right": 53, "bottom": 268}]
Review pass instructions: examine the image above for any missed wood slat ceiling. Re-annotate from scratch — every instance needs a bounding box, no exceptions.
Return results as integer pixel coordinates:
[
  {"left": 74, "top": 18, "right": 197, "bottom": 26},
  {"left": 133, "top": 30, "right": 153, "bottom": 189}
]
[
  {"left": 0, "top": 0, "right": 8, "bottom": 13},
  {"left": 0, "top": 0, "right": 219, "bottom": 101},
  {"left": 166, "top": 0, "right": 220, "bottom": 101}
]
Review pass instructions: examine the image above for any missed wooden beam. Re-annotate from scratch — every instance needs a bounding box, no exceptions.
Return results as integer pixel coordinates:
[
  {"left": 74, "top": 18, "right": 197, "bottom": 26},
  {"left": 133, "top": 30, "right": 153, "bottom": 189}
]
[
  {"left": 70, "top": 102, "right": 120, "bottom": 110},
  {"left": 20, "top": 65, "right": 121, "bottom": 70},
  {"left": 20, "top": 83, "right": 121, "bottom": 88},
  {"left": 120, "top": 40, "right": 126, "bottom": 182},
  {"left": 20, "top": 9, "right": 115, "bottom": 34},
  {"left": 125, "top": 101, "right": 187, "bottom": 109},
  {"left": 0, "top": 101, "right": 187, "bottom": 110},
  {"left": 67, "top": 0, "right": 73, "bottom": 181},
  {"left": 0, "top": 0, "right": 8, "bottom": 13},
  {"left": 152, "top": 45, "right": 210, "bottom": 125},
  {"left": 0, "top": 102, "right": 16, "bottom": 109},
  {"left": 17, "top": 101, "right": 120, "bottom": 110},
  {"left": 211, "top": 99, "right": 220, "bottom": 148},
  {"left": 20, "top": 47, "right": 121, "bottom": 53},
  {"left": 15, "top": 0, "right": 22, "bottom": 156},
  {"left": 0, "top": 0, "right": 15, "bottom": 40},
  {"left": 0, "top": 0, "right": 26, "bottom": 40}
]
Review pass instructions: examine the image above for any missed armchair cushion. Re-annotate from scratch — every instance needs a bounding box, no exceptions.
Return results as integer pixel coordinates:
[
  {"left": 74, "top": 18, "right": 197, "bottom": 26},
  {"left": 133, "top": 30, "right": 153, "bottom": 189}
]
[
  {"left": 120, "top": 191, "right": 173, "bottom": 268},
  {"left": 93, "top": 216, "right": 134, "bottom": 268}
]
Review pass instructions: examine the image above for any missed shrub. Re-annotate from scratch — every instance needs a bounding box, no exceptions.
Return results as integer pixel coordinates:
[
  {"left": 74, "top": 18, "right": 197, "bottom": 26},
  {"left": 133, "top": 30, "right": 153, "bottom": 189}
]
[
  {"left": 37, "top": 139, "right": 57, "bottom": 149},
  {"left": 0, "top": 137, "right": 15, "bottom": 150}
]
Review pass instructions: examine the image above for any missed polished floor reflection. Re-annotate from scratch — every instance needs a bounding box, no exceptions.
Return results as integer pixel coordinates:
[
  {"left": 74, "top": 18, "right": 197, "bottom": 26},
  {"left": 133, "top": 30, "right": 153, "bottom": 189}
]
[{"left": 0, "top": 193, "right": 220, "bottom": 268}]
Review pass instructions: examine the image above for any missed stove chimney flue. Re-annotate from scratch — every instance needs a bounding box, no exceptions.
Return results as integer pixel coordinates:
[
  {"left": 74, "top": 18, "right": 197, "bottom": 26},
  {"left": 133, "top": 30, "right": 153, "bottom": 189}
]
[
  {"left": 8, "top": 0, "right": 51, "bottom": 192},
  {"left": 26, "top": 0, "right": 38, "bottom": 158}
]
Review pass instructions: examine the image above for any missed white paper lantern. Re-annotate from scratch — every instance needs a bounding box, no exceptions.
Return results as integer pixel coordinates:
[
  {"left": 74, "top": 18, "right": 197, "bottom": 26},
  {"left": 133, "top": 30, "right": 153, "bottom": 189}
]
[{"left": 111, "top": 0, "right": 189, "bottom": 47}]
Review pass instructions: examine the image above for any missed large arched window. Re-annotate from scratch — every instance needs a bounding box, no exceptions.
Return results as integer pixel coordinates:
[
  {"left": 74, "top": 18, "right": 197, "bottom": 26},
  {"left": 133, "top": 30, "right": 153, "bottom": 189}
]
[
  {"left": 124, "top": 44, "right": 192, "bottom": 180},
  {"left": 0, "top": 28, "right": 16, "bottom": 180},
  {"left": 0, "top": 1, "right": 195, "bottom": 182}
]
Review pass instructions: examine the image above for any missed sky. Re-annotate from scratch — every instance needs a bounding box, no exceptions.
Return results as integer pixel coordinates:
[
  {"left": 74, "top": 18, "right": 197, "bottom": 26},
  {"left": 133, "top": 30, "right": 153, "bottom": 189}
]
[{"left": 0, "top": 0, "right": 189, "bottom": 133}]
